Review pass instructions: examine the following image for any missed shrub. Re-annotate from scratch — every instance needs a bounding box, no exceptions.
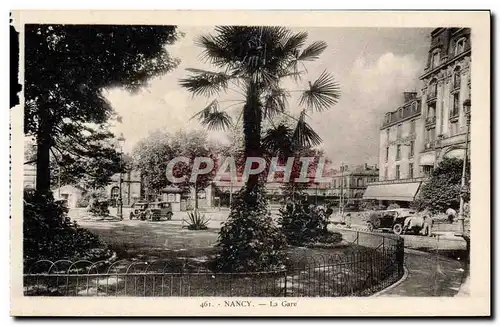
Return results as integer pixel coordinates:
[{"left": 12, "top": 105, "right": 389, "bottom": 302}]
[
  {"left": 23, "top": 191, "right": 113, "bottom": 270},
  {"left": 358, "top": 199, "right": 380, "bottom": 211},
  {"left": 183, "top": 209, "right": 210, "bottom": 230},
  {"left": 213, "top": 184, "right": 288, "bottom": 272},
  {"left": 278, "top": 200, "right": 336, "bottom": 246}
]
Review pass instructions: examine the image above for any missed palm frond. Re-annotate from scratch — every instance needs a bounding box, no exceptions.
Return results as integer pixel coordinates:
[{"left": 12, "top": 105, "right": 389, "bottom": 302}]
[
  {"left": 281, "top": 31, "right": 308, "bottom": 54},
  {"left": 299, "top": 70, "right": 340, "bottom": 112},
  {"left": 262, "top": 87, "right": 289, "bottom": 120},
  {"left": 191, "top": 100, "right": 233, "bottom": 131},
  {"left": 292, "top": 111, "right": 322, "bottom": 147},
  {"left": 298, "top": 41, "right": 328, "bottom": 61},
  {"left": 262, "top": 124, "right": 294, "bottom": 156},
  {"left": 179, "top": 69, "right": 233, "bottom": 97}
]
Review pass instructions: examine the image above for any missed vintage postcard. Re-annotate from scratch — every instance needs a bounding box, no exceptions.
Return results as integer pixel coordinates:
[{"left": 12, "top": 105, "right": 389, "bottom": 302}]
[{"left": 9, "top": 10, "right": 490, "bottom": 316}]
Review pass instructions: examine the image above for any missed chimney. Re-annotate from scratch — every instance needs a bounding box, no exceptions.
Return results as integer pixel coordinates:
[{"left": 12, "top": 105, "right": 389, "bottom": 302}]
[{"left": 403, "top": 92, "right": 417, "bottom": 103}]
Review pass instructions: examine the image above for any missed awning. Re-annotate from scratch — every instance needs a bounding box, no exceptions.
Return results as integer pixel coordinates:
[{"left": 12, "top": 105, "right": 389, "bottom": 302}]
[
  {"left": 444, "top": 148, "right": 465, "bottom": 159},
  {"left": 363, "top": 182, "right": 422, "bottom": 201}
]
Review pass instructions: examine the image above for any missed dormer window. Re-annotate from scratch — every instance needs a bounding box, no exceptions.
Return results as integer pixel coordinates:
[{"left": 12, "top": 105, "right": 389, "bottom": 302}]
[
  {"left": 454, "top": 38, "right": 466, "bottom": 56},
  {"left": 431, "top": 49, "right": 441, "bottom": 68},
  {"left": 412, "top": 101, "right": 418, "bottom": 113},
  {"left": 399, "top": 108, "right": 403, "bottom": 118}
]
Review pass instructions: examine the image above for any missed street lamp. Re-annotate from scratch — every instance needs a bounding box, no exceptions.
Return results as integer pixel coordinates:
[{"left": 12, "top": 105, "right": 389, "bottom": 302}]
[
  {"left": 117, "top": 133, "right": 126, "bottom": 220},
  {"left": 458, "top": 99, "right": 471, "bottom": 235}
]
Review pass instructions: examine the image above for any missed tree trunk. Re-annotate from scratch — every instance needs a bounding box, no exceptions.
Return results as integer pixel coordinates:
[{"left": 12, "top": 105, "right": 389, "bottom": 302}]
[
  {"left": 242, "top": 81, "right": 263, "bottom": 202},
  {"left": 35, "top": 108, "right": 53, "bottom": 195},
  {"left": 194, "top": 184, "right": 199, "bottom": 210}
]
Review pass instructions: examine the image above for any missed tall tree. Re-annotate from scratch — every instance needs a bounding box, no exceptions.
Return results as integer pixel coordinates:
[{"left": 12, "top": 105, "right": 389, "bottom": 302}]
[
  {"left": 131, "top": 130, "right": 218, "bottom": 207},
  {"left": 180, "top": 26, "right": 340, "bottom": 203},
  {"left": 180, "top": 26, "right": 340, "bottom": 272},
  {"left": 24, "top": 25, "right": 181, "bottom": 194}
]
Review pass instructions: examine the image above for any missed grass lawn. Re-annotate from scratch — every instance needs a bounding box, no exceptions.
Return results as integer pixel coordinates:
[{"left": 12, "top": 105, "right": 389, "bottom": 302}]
[{"left": 25, "top": 219, "right": 402, "bottom": 297}]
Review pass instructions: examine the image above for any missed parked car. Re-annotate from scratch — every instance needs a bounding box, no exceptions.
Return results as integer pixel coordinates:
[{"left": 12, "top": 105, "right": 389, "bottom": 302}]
[
  {"left": 129, "top": 201, "right": 149, "bottom": 220},
  {"left": 366, "top": 208, "right": 416, "bottom": 235},
  {"left": 144, "top": 201, "right": 173, "bottom": 221}
]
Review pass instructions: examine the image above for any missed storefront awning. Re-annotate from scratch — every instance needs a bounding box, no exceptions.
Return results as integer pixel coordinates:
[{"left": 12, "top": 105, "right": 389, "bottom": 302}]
[{"left": 363, "top": 182, "right": 422, "bottom": 201}]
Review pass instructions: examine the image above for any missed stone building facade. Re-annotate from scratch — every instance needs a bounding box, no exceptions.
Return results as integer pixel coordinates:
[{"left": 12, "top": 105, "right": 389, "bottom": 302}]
[{"left": 365, "top": 28, "right": 471, "bottom": 206}]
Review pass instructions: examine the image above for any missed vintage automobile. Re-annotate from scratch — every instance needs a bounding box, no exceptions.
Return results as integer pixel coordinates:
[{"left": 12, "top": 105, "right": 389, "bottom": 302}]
[
  {"left": 144, "top": 201, "right": 173, "bottom": 221},
  {"left": 366, "top": 208, "right": 416, "bottom": 235},
  {"left": 129, "top": 201, "right": 149, "bottom": 220}
]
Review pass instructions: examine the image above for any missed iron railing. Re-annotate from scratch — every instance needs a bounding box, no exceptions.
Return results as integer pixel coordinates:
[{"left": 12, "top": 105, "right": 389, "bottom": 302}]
[{"left": 24, "top": 231, "right": 404, "bottom": 297}]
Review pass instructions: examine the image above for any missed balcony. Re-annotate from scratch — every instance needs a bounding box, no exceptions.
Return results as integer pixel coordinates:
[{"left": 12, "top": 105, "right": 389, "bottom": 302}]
[
  {"left": 367, "top": 176, "right": 429, "bottom": 186},
  {"left": 425, "top": 116, "right": 436, "bottom": 126}
]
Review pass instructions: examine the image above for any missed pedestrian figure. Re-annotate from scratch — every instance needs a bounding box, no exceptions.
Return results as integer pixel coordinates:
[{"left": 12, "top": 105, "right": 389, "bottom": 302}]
[
  {"left": 446, "top": 207, "right": 457, "bottom": 224},
  {"left": 345, "top": 213, "right": 352, "bottom": 228}
]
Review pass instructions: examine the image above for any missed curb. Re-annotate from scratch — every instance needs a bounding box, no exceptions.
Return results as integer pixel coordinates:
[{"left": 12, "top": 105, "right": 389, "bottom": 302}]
[{"left": 371, "top": 265, "right": 409, "bottom": 297}]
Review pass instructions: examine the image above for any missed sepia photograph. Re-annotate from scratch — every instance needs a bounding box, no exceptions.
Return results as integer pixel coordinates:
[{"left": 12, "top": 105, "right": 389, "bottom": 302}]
[{"left": 9, "top": 10, "right": 490, "bottom": 317}]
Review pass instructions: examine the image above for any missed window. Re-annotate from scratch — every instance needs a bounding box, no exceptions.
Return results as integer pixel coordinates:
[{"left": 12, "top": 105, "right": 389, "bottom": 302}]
[
  {"left": 197, "top": 189, "right": 206, "bottom": 199},
  {"left": 427, "top": 104, "right": 435, "bottom": 118},
  {"left": 409, "top": 141, "right": 415, "bottom": 158},
  {"left": 384, "top": 113, "right": 391, "bottom": 124},
  {"left": 167, "top": 193, "right": 176, "bottom": 202},
  {"left": 333, "top": 179, "right": 336, "bottom": 188},
  {"left": 384, "top": 167, "right": 388, "bottom": 180},
  {"left": 395, "top": 165, "right": 401, "bottom": 179},
  {"left": 357, "top": 178, "right": 363, "bottom": 187},
  {"left": 431, "top": 49, "right": 440, "bottom": 68},
  {"left": 450, "top": 121, "right": 459, "bottom": 136},
  {"left": 111, "top": 186, "right": 119, "bottom": 199},
  {"left": 412, "top": 101, "right": 418, "bottom": 113},
  {"left": 386, "top": 128, "right": 390, "bottom": 142},
  {"left": 429, "top": 80, "right": 438, "bottom": 99},
  {"left": 396, "top": 145, "right": 401, "bottom": 161},
  {"left": 451, "top": 92, "right": 460, "bottom": 118},
  {"left": 408, "top": 163, "right": 414, "bottom": 179},
  {"left": 453, "top": 67, "right": 461, "bottom": 89},
  {"left": 399, "top": 108, "right": 403, "bottom": 118},
  {"left": 397, "top": 124, "right": 402, "bottom": 138},
  {"left": 425, "top": 128, "right": 436, "bottom": 143},
  {"left": 454, "top": 38, "right": 466, "bottom": 56},
  {"left": 410, "top": 120, "right": 416, "bottom": 134},
  {"left": 423, "top": 165, "right": 434, "bottom": 177},
  {"left": 344, "top": 177, "right": 348, "bottom": 187},
  {"left": 385, "top": 147, "right": 389, "bottom": 162}
]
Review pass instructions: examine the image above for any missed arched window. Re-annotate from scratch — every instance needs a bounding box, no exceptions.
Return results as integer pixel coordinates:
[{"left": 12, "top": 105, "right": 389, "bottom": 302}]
[
  {"left": 197, "top": 189, "right": 206, "bottom": 199},
  {"left": 454, "top": 37, "right": 466, "bottom": 56},
  {"left": 111, "top": 186, "right": 119, "bottom": 199},
  {"left": 412, "top": 101, "right": 418, "bottom": 113},
  {"left": 357, "top": 178, "right": 363, "bottom": 187}
]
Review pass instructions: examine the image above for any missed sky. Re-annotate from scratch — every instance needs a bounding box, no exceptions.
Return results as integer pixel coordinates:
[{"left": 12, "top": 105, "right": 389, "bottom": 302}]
[{"left": 105, "top": 26, "right": 433, "bottom": 168}]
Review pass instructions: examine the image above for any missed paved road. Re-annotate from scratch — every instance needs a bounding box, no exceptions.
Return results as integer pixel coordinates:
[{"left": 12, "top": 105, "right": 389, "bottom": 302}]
[{"left": 379, "top": 249, "right": 467, "bottom": 296}]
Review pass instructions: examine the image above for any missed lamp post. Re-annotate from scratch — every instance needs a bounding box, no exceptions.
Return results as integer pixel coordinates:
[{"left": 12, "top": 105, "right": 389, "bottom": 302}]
[
  {"left": 458, "top": 99, "right": 471, "bottom": 235},
  {"left": 117, "top": 134, "right": 125, "bottom": 220}
]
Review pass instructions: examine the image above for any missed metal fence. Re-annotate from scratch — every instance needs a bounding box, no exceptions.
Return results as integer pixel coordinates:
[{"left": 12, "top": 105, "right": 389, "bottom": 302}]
[{"left": 24, "top": 230, "right": 404, "bottom": 297}]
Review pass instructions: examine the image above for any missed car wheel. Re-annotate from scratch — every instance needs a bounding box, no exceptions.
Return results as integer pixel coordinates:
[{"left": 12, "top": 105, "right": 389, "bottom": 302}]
[
  {"left": 393, "top": 223, "right": 403, "bottom": 235},
  {"left": 367, "top": 222, "right": 374, "bottom": 232}
]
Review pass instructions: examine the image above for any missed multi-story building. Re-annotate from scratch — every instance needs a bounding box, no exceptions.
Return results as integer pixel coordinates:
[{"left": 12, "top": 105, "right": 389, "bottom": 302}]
[
  {"left": 419, "top": 27, "right": 471, "bottom": 169},
  {"left": 330, "top": 163, "right": 379, "bottom": 203},
  {"left": 364, "top": 28, "right": 471, "bottom": 207}
]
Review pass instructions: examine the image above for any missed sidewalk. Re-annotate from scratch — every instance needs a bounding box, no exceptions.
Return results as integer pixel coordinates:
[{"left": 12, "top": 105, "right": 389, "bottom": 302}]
[{"left": 378, "top": 249, "right": 467, "bottom": 296}]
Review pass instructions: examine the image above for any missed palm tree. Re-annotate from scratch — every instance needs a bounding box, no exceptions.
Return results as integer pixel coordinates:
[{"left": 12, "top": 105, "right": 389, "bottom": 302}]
[{"left": 180, "top": 26, "right": 340, "bottom": 203}]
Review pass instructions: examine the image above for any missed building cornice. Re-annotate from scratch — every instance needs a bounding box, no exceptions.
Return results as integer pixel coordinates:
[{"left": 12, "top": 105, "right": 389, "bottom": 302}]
[{"left": 419, "top": 49, "right": 471, "bottom": 80}]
